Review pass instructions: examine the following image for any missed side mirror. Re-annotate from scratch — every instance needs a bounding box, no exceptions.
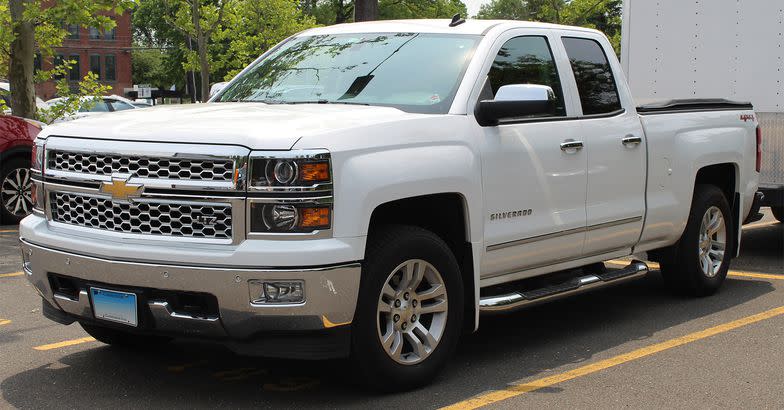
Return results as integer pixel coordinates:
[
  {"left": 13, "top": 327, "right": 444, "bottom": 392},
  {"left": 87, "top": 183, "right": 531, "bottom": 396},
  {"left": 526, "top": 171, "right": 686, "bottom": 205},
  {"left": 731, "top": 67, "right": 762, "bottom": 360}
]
[
  {"left": 475, "top": 84, "right": 555, "bottom": 127},
  {"left": 209, "top": 82, "right": 228, "bottom": 98}
]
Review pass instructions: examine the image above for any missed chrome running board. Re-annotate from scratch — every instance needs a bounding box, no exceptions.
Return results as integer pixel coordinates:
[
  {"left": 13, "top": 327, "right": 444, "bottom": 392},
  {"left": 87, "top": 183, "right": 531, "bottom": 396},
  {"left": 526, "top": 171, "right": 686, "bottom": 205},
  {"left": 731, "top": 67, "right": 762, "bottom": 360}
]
[{"left": 479, "top": 261, "right": 649, "bottom": 313}]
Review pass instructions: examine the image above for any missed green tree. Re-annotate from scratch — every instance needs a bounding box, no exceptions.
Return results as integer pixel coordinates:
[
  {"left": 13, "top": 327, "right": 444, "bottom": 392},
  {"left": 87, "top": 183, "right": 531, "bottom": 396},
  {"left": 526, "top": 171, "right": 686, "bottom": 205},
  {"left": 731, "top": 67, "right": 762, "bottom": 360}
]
[
  {"left": 379, "top": 0, "right": 466, "bottom": 20},
  {"left": 2, "top": 0, "right": 134, "bottom": 119},
  {"left": 162, "top": 0, "right": 232, "bottom": 102},
  {"left": 216, "top": 0, "right": 316, "bottom": 80},
  {"left": 475, "top": 0, "right": 622, "bottom": 54}
]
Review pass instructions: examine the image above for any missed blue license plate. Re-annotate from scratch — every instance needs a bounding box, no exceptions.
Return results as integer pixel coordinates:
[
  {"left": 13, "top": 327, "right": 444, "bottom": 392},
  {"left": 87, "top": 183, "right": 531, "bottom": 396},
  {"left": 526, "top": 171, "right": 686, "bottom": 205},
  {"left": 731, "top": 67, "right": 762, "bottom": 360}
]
[{"left": 90, "top": 287, "right": 138, "bottom": 327}]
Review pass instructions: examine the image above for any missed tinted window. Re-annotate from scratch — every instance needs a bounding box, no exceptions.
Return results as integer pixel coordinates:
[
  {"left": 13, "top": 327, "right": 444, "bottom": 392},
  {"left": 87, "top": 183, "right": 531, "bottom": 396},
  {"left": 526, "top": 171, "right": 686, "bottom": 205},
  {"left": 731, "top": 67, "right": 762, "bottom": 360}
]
[
  {"left": 109, "top": 100, "right": 134, "bottom": 111},
  {"left": 486, "top": 36, "right": 566, "bottom": 117},
  {"left": 562, "top": 37, "right": 622, "bottom": 115}
]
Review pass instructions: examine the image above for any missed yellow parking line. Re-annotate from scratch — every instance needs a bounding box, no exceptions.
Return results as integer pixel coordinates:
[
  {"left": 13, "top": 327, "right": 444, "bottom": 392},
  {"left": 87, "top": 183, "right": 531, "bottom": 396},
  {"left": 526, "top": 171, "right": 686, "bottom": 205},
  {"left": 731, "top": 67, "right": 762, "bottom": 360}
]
[
  {"left": 442, "top": 306, "right": 784, "bottom": 410},
  {"left": 0, "top": 271, "right": 23, "bottom": 278},
  {"left": 0, "top": 229, "right": 18, "bottom": 233},
  {"left": 0, "top": 319, "right": 11, "bottom": 326},
  {"left": 33, "top": 337, "right": 96, "bottom": 351}
]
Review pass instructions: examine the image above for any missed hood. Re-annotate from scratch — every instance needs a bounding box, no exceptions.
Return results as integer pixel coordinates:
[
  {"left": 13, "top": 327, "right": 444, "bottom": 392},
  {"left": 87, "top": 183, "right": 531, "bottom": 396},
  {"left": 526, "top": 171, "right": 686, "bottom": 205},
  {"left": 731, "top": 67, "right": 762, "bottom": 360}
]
[{"left": 40, "top": 102, "right": 416, "bottom": 150}]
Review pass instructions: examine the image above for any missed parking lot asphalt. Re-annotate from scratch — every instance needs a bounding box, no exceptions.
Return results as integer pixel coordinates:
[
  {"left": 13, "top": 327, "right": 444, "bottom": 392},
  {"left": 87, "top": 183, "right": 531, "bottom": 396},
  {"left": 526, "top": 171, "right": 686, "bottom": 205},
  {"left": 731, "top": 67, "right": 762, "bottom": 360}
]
[{"left": 0, "top": 211, "right": 782, "bottom": 409}]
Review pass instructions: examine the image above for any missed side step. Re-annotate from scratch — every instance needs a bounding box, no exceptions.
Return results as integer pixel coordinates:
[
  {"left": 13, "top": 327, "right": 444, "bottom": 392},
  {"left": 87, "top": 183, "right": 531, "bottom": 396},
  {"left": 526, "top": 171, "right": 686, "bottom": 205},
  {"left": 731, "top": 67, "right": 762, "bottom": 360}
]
[{"left": 479, "top": 261, "right": 649, "bottom": 313}]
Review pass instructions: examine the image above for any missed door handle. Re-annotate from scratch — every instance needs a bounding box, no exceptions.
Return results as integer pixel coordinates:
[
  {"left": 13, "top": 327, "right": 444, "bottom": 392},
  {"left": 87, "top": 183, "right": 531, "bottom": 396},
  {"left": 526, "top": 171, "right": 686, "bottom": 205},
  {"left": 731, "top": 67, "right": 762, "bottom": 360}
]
[
  {"left": 560, "top": 139, "right": 584, "bottom": 152},
  {"left": 622, "top": 135, "right": 642, "bottom": 147}
]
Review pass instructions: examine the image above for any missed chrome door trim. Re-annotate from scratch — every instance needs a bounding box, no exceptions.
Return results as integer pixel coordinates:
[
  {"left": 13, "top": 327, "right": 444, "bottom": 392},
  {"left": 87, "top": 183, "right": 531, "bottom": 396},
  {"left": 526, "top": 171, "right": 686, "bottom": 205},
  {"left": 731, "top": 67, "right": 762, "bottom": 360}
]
[{"left": 486, "top": 216, "right": 642, "bottom": 252}]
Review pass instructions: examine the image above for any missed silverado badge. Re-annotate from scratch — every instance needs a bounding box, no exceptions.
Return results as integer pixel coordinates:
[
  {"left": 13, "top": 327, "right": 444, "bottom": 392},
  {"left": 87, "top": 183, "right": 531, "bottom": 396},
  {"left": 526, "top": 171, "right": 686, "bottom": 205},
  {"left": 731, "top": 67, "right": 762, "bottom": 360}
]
[{"left": 99, "top": 176, "right": 144, "bottom": 201}]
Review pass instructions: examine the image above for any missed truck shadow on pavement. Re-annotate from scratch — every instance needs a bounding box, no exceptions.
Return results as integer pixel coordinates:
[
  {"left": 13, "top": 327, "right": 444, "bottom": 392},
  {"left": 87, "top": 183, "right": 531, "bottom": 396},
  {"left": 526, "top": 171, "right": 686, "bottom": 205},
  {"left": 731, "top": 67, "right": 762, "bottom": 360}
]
[{"left": 0, "top": 272, "right": 777, "bottom": 408}]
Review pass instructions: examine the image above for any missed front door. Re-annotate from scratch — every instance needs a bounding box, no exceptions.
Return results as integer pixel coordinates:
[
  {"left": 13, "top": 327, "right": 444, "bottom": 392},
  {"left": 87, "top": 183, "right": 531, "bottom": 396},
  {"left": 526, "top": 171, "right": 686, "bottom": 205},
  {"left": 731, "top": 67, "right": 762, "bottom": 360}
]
[{"left": 478, "top": 33, "right": 588, "bottom": 280}]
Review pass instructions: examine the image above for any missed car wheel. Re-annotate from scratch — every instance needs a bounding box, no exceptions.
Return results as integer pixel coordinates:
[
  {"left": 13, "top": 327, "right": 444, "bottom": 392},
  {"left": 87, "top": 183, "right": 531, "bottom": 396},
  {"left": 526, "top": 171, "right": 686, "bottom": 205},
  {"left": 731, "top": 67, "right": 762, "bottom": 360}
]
[
  {"left": 0, "top": 158, "right": 33, "bottom": 224},
  {"left": 80, "top": 322, "right": 172, "bottom": 349},
  {"left": 351, "top": 225, "right": 464, "bottom": 392},
  {"left": 661, "top": 185, "right": 734, "bottom": 296},
  {"left": 772, "top": 206, "right": 784, "bottom": 223}
]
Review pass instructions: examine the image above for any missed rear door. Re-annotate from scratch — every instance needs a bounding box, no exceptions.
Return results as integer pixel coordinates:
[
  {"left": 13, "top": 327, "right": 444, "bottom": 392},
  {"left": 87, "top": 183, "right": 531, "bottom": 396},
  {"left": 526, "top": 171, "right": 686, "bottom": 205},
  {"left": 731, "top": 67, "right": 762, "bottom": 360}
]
[{"left": 559, "top": 35, "right": 646, "bottom": 255}]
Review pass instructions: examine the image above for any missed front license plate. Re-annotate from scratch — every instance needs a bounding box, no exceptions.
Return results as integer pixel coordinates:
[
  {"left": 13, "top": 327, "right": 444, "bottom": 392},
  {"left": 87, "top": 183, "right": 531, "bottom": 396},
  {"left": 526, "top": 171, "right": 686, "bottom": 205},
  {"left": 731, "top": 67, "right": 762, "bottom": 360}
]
[{"left": 90, "top": 287, "right": 138, "bottom": 327}]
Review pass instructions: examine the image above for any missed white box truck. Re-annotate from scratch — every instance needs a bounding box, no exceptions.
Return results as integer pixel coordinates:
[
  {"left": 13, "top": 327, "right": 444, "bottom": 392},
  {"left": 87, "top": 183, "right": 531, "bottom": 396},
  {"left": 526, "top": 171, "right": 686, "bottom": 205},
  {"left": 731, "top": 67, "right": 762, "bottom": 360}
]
[{"left": 621, "top": 0, "right": 783, "bottom": 222}]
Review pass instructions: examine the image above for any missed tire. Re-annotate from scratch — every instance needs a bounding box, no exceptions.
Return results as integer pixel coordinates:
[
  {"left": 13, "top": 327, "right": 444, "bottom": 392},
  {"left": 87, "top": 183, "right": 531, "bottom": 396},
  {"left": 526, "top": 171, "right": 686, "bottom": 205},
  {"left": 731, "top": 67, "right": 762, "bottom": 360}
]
[
  {"left": 80, "top": 322, "right": 172, "bottom": 349},
  {"left": 660, "top": 185, "right": 734, "bottom": 296},
  {"left": 772, "top": 206, "right": 784, "bottom": 223},
  {"left": 351, "top": 225, "right": 464, "bottom": 392},
  {"left": 0, "top": 158, "right": 33, "bottom": 224}
]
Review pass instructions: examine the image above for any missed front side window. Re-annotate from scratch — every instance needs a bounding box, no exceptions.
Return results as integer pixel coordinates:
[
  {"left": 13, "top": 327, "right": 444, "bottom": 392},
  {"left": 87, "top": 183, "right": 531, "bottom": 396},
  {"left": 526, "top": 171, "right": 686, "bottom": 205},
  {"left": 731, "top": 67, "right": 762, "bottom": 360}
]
[
  {"left": 562, "top": 37, "right": 622, "bottom": 115},
  {"left": 217, "top": 33, "right": 480, "bottom": 114},
  {"left": 109, "top": 100, "right": 134, "bottom": 111},
  {"left": 486, "top": 36, "right": 567, "bottom": 117}
]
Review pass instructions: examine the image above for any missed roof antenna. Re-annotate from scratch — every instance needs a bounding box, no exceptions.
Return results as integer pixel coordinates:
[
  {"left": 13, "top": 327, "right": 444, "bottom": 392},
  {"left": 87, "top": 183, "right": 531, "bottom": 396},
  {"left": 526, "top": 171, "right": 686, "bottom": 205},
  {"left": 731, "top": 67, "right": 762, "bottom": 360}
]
[{"left": 449, "top": 14, "right": 466, "bottom": 27}]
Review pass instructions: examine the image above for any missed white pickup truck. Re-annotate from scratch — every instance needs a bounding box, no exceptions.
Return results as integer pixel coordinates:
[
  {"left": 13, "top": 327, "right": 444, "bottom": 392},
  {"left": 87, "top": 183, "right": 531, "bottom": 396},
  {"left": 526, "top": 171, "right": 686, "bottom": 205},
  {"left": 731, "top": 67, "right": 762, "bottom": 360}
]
[{"left": 21, "top": 19, "right": 760, "bottom": 390}]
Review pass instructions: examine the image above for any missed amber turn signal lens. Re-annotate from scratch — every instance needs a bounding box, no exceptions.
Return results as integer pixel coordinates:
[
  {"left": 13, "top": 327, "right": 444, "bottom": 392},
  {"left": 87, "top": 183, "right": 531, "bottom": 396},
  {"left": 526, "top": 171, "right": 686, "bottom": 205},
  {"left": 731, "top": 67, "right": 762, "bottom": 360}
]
[
  {"left": 299, "top": 207, "right": 330, "bottom": 229},
  {"left": 299, "top": 162, "right": 330, "bottom": 182}
]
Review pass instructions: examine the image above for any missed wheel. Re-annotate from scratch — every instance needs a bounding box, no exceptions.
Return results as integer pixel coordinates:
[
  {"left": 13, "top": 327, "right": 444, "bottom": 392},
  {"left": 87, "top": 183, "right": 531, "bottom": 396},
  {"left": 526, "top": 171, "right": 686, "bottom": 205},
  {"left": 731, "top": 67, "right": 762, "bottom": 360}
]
[
  {"left": 351, "top": 225, "right": 464, "bottom": 391},
  {"left": 772, "top": 206, "right": 784, "bottom": 223},
  {"left": 80, "top": 322, "right": 171, "bottom": 349},
  {"left": 660, "top": 185, "right": 734, "bottom": 296},
  {"left": 0, "top": 158, "right": 33, "bottom": 224}
]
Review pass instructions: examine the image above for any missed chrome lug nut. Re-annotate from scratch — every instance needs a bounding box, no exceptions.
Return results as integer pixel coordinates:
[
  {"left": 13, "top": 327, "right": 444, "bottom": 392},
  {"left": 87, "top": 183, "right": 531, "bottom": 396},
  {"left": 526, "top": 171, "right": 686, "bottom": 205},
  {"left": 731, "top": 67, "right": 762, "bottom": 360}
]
[
  {"left": 401, "top": 322, "right": 408, "bottom": 330},
  {"left": 411, "top": 314, "right": 417, "bottom": 322},
  {"left": 403, "top": 292, "right": 410, "bottom": 300},
  {"left": 394, "top": 299, "right": 401, "bottom": 308},
  {"left": 393, "top": 314, "right": 400, "bottom": 322},
  {"left": 412, "top": 300, "right": 418, "bottom": 307}
]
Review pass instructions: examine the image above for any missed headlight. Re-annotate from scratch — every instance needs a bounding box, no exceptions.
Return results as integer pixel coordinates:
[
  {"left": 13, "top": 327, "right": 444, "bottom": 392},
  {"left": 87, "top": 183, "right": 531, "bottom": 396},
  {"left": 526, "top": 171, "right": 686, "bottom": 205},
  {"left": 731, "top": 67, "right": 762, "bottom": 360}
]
[
  {"left": 31, "top": 139, "right": 45, "bottom": 172},
  {"left": 247, "top": 150, "right": 333, "bottom": 235},
  {"left": 248, "top": 150, "right": 331, "bottom": 189}
]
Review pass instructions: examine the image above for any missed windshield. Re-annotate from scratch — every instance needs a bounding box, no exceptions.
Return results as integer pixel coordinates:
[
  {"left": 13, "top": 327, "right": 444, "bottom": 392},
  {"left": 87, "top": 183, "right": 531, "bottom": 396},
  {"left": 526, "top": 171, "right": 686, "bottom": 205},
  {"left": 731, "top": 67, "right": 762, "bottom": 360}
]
[{"left": 216, "top": 33, "right": 480, "bottom": 114}]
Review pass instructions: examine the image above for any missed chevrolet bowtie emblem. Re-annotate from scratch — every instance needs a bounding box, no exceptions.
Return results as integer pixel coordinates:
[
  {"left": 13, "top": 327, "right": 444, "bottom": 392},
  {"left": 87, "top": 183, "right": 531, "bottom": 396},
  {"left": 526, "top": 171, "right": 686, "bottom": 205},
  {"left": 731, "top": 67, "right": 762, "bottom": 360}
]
[{"left": 99, "top": 177, "right": 144, "bottom": 200}]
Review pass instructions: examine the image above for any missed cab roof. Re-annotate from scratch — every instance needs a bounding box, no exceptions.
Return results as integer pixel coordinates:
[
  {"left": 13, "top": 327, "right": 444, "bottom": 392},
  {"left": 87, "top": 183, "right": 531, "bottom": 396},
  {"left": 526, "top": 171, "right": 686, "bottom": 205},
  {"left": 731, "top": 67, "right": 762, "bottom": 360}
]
[{"left": 299, "top": 19, "right": 601, "bottom": 37}]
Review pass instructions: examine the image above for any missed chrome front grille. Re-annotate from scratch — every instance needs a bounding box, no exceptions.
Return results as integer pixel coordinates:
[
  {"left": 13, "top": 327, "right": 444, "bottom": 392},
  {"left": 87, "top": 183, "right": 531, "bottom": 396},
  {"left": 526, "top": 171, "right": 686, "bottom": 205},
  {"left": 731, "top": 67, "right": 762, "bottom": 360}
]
[
  {"left": 50, "top": 192, "right": 233, "bottom": 239},
  {"left": 48, "top": 151, "right": 235, "bottom": 181}
]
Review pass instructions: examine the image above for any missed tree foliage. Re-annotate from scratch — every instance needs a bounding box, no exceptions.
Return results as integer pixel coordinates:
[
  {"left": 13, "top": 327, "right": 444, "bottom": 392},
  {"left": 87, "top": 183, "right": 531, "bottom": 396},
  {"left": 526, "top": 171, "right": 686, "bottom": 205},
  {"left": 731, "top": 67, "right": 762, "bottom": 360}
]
[{"left": 476, "top": 0, "right": 622, "bottom": 54}]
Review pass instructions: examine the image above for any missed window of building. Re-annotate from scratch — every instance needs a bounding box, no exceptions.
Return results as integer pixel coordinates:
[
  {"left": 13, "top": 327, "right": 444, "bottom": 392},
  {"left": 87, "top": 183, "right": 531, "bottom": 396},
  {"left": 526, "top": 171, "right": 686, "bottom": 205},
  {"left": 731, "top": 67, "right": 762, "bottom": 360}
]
[
  {"left": 66, "top": 24, "right": 79, "bottom": 40},
  {"left": 89, "top": 27, "right": 101, "bottom": 40},
  {"left": 89, "top": 55, "right": 101, "bottom": 79},
  {"left": 105, "top": 55, "right": 116, "bottom": 81},
  {"left": 69, "top": 54, "right": 81, "bottom": 81},
  {"left": 104, "top": 27, "right": 116, "bottom": 41},
  {"left": 485, "top": 36, "right": 567, "bottom": 118},
  {"left": 561, "top": 37, "right": 622, "bottom": 115},
  {"left": 53, "top": 54, "right": 65, "bottom": 79}
]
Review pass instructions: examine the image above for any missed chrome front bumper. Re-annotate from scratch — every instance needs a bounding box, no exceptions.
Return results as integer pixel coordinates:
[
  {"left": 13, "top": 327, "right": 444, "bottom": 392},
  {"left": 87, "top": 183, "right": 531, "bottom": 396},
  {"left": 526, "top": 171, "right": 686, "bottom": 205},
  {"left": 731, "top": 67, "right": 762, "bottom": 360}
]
[{"left": 20, "top": 239, "right": 361, "bottom": 340}]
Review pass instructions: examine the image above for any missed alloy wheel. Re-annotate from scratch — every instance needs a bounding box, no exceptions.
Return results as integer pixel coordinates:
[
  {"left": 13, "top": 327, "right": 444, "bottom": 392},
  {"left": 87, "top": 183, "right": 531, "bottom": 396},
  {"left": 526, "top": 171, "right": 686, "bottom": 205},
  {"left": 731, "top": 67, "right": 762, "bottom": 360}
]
[
  {"left": 1, "top": 167, "right": 32, "bottom": 217},
  {"left": 376, "top": 259, "right": 448, "bottom": 365},
  {"left": 698, "top": 206, "right": 726, "bottom": 277}
]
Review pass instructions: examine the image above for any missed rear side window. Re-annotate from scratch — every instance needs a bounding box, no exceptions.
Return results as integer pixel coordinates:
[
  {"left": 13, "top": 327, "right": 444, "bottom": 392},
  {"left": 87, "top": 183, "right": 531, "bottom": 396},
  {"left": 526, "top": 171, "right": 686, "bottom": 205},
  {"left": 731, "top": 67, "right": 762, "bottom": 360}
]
[
  {"left": 487, "top": 36, "right": 567, "bottom": 117},
  {"left": 562, "top": 37, "right": 622, "bottom": 115}
]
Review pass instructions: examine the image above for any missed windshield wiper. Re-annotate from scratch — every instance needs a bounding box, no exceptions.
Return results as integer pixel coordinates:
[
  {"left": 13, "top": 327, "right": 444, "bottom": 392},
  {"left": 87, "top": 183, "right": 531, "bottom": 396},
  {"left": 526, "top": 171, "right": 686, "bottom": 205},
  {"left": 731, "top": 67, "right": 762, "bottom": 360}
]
[{"left": 271, "top": 99, "right": 370, "bottom": 106}]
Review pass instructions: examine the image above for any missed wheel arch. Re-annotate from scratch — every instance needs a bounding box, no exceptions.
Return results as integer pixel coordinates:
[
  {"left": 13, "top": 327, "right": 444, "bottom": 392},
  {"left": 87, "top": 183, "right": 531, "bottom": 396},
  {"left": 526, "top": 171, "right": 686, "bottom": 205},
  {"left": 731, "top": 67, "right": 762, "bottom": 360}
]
[{"left": 366, "top": 193, "right": 478, "bottom": 334}]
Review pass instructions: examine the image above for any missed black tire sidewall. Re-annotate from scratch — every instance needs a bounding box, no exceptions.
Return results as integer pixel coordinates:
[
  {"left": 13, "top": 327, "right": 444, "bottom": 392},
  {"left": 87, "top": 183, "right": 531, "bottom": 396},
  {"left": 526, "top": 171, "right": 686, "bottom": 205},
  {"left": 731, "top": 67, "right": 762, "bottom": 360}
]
[
  {"left": 772, "top": 206, "right": 784, "bottom": 223},
  {"left": 671, "top": 185, "right": 734, "bottom": 296},
  {"left": 0, "top": 157, "right": 32, "bottom": 224},
  {"left": 352, "top": 225, "right": 464, "bottom": 391}
]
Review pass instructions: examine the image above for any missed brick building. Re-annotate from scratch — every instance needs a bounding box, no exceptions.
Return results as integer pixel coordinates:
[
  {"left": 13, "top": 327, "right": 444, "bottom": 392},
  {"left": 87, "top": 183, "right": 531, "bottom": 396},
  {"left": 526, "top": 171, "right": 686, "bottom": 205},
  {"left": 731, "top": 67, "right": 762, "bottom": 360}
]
[{"left": 35, "top": 11, "right": 132, "bottom": 101}]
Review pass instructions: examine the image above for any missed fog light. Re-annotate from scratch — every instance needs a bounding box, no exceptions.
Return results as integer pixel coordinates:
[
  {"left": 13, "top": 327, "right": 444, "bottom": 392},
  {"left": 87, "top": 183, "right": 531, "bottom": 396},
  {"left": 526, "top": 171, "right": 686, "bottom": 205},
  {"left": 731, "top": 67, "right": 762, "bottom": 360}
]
[{"left": 249, "top": 280, "right": 305, "bottom": 305}]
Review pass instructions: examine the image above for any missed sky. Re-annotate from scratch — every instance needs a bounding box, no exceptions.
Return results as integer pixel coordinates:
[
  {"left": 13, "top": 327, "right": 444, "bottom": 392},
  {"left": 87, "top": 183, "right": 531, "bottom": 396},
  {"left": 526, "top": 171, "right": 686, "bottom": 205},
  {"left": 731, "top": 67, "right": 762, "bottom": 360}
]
[{"left": 464, "top": 0, "right": 490, "bottom": 16}]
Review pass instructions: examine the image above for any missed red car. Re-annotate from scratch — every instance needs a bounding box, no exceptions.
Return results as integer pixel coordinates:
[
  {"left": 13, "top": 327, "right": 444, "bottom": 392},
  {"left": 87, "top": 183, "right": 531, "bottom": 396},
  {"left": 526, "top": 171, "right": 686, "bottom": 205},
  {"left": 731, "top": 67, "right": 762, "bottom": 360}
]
[{"left": 0, "top": 115, "right": 41, "bottom": 223}]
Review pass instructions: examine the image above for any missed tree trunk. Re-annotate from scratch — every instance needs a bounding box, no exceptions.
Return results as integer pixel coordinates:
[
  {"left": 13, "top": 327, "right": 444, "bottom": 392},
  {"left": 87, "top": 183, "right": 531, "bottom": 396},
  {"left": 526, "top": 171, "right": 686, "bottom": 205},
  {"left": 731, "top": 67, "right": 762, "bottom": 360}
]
[
  {"left": 354, "top": 0, "right": 378, "bottom": 22},
  {"left": 8, "top": 0, "right": 36, "bottom": 119},
  {"left": 191, "top": 0, "right": 210, "bottom": 102}
]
